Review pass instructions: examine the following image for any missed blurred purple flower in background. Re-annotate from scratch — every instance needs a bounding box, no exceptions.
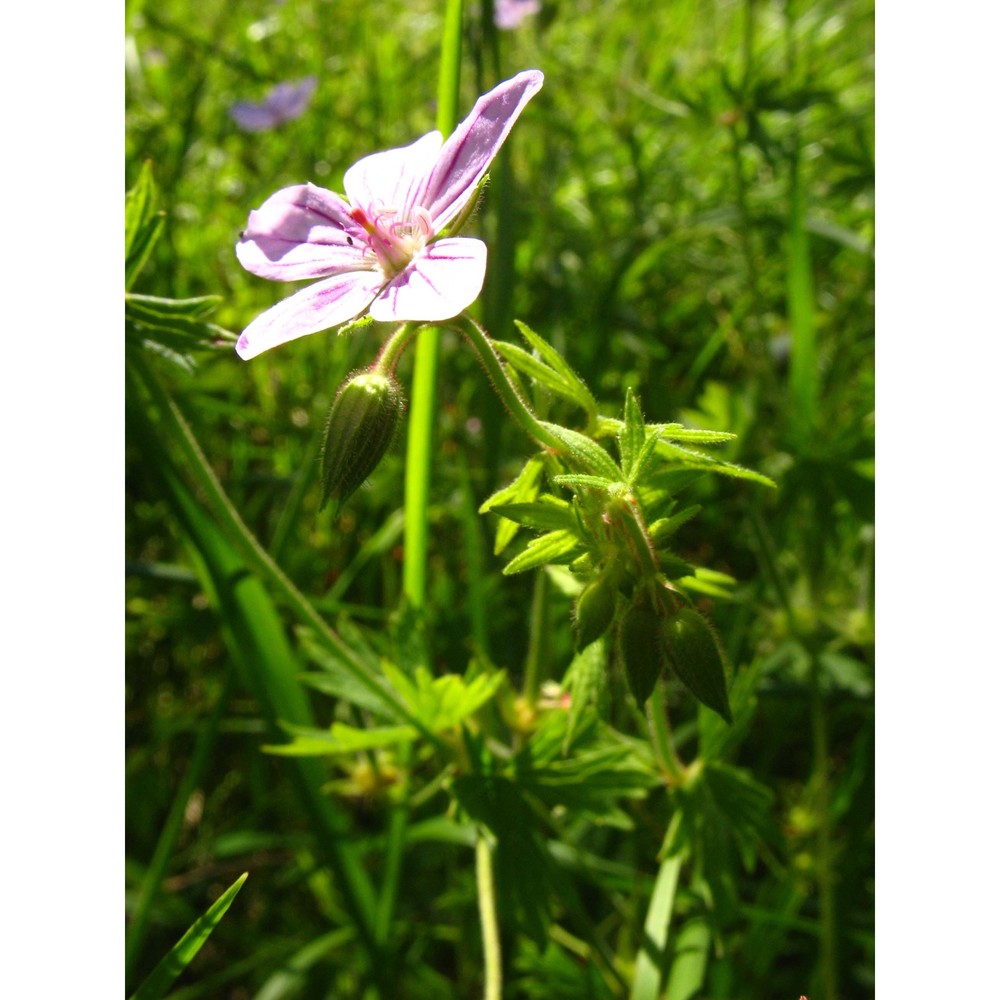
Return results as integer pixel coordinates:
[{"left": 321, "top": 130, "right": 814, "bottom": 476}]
[
  {"left": 494, "top": 0, "right": 540, "bottom": 30},
  {"left": 230, "top": 77, "right": 317, "bottom": 132},
  {"left": 234, "top": 70, "right": 543, "bottom": 360}
]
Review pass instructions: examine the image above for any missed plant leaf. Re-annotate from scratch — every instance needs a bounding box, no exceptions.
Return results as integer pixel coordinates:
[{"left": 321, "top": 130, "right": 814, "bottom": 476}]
[
  {"left": 125, "top": 162, "right": 165, "bottom": 291},
  {"left": 490, "top": 497, "right": 578, "bottom": 532},
  {"left": 503, "top": 530, "right": 583, "bottom": 575},
  {"left": 515, "top": 320, "right": 598, "bottom": 417},
  {"left": 540, "top": 422, "right": 622, "bottom": 481},
  {"left": 129, "top": 873, "right": 248, "bottom": 1000}
]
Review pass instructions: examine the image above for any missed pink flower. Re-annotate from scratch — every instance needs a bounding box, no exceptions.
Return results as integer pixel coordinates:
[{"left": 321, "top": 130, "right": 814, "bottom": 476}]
[
  {"left": 235, "top": 70, "right": 544, "bottom": 360},
  {"left": 494, "top": 0, "right": 540, "bottom": 30},
  {"left": 230, "top": 77, "right": 317, "bottom": 132}
]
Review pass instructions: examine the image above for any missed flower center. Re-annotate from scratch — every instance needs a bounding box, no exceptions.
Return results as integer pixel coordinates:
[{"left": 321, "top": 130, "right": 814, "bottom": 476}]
[{"left": 349, "top": 205, "right": 433, "bottom": 277}]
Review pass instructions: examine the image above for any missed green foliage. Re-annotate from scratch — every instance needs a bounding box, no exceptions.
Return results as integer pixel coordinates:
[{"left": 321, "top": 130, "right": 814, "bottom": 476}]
[{"left": 127, "top": 0, "right": 874, "bottom": 996}]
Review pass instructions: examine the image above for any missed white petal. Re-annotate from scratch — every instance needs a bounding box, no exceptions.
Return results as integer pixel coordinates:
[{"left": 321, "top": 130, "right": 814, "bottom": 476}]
[{"left": 368, "top": 239, "right": 487, "bottom": 322}]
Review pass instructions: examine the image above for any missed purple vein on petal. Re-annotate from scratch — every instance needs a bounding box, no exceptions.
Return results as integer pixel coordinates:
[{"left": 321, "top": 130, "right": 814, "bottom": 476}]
[{"left": 418, "top": 70, "right": 544, "bottom": 231}]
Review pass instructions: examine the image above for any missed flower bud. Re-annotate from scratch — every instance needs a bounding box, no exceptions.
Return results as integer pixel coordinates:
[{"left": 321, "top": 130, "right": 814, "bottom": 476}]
[
  {"left": 574, "top": 573, "right": 618, "bottom": 651},
  {"left": 321, "top": 370, "right": 404, "bottom": 511},
  {"left": 617, "top": 602, "right": 666, "bottom": 707},
  {"left": 661, "top": 608, "right": 732, "bottom": 723}
]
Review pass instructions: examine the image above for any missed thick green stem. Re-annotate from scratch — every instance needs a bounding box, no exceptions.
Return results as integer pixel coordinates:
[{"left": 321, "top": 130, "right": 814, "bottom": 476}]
[
  {"left": 403, "top": 329, "right": 440, "bottom": 610},
  {"left": 402, "top": 0, "right": 464, "bottom": 612},
  {"left": 476, "top": 834, "right": 503, "bottom": 1000}
]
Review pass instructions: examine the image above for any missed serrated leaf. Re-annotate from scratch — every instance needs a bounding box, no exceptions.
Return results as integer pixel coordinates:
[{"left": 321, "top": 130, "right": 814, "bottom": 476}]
[
  {"left": 453, "top": 775, "right": 553, "bottom": 948},
  {"left": 676, "top": 566, "right": 737, "bottom": 599},
  {"left": 296, "top": 627, "right": 398, "bottom": 718},
  {"left": 630, "top": 427, "right": 662, "bottom": 486},
  {"left": 539, "top": 422, "right": 622, "bottom": 481},
  {"left": 125, "top": 162, "right": 165, "bottom": 291},
  {"left": 127, "top": 293, "right": 221, "bottom": 321},
  {"left": 702, "top": 762, "right": 779, "bottom": 863},
  {"left": 503, "top": 530, "right": 583, "bottom": 575},
  {"left": 514, "top": 320, "right": 597, "bottom": 417},
  {"left": 618, "top": 388, "right": 646, "bottom": 481},
  {"left": 490, "top": 497, "right": 577, "bottom": 533},
  {"left": 381, "top": 662, "right": 506, "bottom": 732}
]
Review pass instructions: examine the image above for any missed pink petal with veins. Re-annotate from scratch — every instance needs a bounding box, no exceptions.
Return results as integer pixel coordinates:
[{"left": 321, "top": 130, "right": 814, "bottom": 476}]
[
  {"left": 369, "top": 239, "right": 488, "bottom": 322},
  {"left": 237, "top": 184, "right": 365, "bottom": 281},
  {"left": 235, "top": 272, "right": 386, "bottom": 360},
  {"left": 417, "top": 70, "right": 544, "bottom": 231},
  {"left": 344, "top": 132, "right": 443, "bottom": 218}
]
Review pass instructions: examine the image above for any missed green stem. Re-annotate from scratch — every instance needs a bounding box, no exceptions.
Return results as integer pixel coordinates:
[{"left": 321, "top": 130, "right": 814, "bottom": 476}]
[
  {"left": 437, "top": 0, "right": 465, "bottom": 137},
  {"left": 476, "top": 834, "right": 503, "bottom": 1000},
  {"left": 403, "top": 328, "right": 441, "bottom": 610},
  {"left": 374, "top": 322, "right": 420, "bottom": 376},
  {"left": 647, "top": 682, "right": 685, "bottom": 785},
  {"left": 452, "top": 314, "right": 564, "bottom": 451},
  {"left": 402, "top": 0, "right": 463, "bottom": 612}
]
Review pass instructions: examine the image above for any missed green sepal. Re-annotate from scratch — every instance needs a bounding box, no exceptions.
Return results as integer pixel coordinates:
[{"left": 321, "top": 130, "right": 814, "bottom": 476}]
[
  {"left": 617, "top": 603, "right": 666, "bottom": 707},
  {"left": 321, "top": 370, "right": 405, "bottom": 512},
  {"left": 661, "top": 608, "right": 733, "bottom": 723},
  {"left": 574, "top": 573, "right": 619, "bottom": 650}
]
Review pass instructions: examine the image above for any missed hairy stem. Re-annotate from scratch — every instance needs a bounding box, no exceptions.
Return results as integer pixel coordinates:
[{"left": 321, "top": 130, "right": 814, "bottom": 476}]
[{"left": 452, "top": 314, "right": 564, "bottom": 451}]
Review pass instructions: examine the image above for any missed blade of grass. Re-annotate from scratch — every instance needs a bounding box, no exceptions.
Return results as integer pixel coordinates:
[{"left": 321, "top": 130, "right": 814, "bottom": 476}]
[
  {"left": 129, "top": 872, "right": 248, "bottom": 1000},
  {"left": 630, "top": 823, "right": 685, "bottom": 1000},
  {"left": 125, "top": 673, "right": 234, "bottom": 985},
  {"left": 630, "top": 855, "right": 682, "bottom": 1000}
]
